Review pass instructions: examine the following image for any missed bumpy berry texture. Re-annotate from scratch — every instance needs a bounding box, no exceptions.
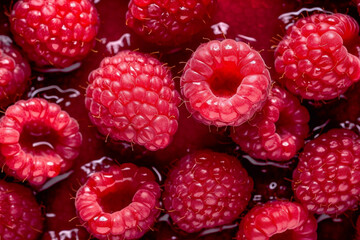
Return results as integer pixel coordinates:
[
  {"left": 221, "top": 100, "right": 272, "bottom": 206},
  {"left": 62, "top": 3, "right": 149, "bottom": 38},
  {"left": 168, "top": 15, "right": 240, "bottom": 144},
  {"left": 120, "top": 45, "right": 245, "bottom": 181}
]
[
  {"left": 293, "top": 128, "right": 360, "bottom": 215},
  {"left": 0, "top": 180, "right": 43, "bottom": 240},
  {"left": 0, "top": 38, "right": 31, "bottom": 108},
  {"left": 0, "top": 98, "right": 82, "bottom": 186},
  {"left": 275, "top": 13, "right": 360, "bottom": 100},
  {"left": 236, "top": 201, "right": 317, "bottom": 240},
  {"left": 163, "top": 150, "right": 253, "bottom": 233},
  {"left": 231, "top": 84, "right": 310, "bottom": 161},
  {"left": 75, "top": 163, "right": 161, "bottom": 240},
  {"left": 85, "top": 50, "right": 180, "bottom": 151},
  {"left": 126, "top": 0, "right": 215, "bottom": 46},
  {"left": 181, "top": 39, "right": 271, "bottom": 127},
  {"left": 10, "top": 0, "right": 99, "bottom": 68}
]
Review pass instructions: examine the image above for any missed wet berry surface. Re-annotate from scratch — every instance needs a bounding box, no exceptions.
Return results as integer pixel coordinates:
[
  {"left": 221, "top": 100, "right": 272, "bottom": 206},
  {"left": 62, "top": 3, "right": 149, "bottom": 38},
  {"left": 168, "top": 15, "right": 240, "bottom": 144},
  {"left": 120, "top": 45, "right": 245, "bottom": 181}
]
[{"left": 1, "top": 0, "right": 360, "bottom": 239}]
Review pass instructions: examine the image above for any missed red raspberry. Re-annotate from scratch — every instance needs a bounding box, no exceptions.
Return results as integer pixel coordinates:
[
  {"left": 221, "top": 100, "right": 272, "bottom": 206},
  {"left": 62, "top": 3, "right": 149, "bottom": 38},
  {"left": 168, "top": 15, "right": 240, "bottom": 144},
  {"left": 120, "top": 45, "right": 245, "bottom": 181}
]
[
  {"left": 85, "top": 50, "right": 180, "bottom": 151},
  {"left": 231, "top": 84, "right": 310, "bottom": 161},
  {"left": 274, "top": 13, "right": 360, "bottom": 100},
  {"left": 292, "top": 129, "right": 360, "bottom": 215},
  {"left": 125, "top": 0, "right": 215, "bottom": 46},
  {"left": 181, "top": 39, "right": 271, "bottom": 127},
  {"left": 236, "top": 201, "right": 317, "bottom": 240},
  {"left": 163, "top": 150, "right": 253, "bottom": 233},
  {"left": 75, "top": 163, "right": 161, "bottom": 240},
  {"left": 0, "top": 180, "right": 43, "bottom": 240},
  {"left": 9, "top": 0, "right": 99, "bottom": 68},
  {"left": 0, "top": 38, "right": 31, "bottom": 108},
  {"left": 0, "top": 98, "right": 82, "bottom": 186}
]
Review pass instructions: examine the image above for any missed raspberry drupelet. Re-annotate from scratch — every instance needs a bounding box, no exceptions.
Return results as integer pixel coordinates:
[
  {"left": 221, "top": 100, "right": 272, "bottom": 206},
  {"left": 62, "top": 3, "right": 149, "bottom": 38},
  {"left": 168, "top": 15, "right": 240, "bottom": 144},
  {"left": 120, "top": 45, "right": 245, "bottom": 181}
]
[
  {"left": 236, "top": 201, "right": 317, "bottom": 240},
  {"left": 75, "top": 163, "right": 161, "bottom": 240},
  {"left": 0, "top": 38, "right": 31, "bottom": 108},
  {"left": 126, "top": 0, "right": 216, "bottom": 46},
  {"left": 0, "top": 98, "right": 82, "bottom": 186},
  {"left": 163, "top": 150, "right": 253, "bottom": 233},
  {"left": 231, "top": 84, "right": 310, "bottom": 161},
  {"left": 85, "top": 50, "right": 180, "bottom": 151},
  {"left": 274, "top": 13, "right": 360, "bottom": 101},
  {"left": 293, "top": 128, "right": 360, "bottom": 215},
  {"left": 9, "top": 0, "right": 100, "bottom": 68},
  {"left": 181, "top": 39, "right": 272, "bottom": 127},
  {"left": 0, "top": 180, "right": 43, "bottom": 240}
]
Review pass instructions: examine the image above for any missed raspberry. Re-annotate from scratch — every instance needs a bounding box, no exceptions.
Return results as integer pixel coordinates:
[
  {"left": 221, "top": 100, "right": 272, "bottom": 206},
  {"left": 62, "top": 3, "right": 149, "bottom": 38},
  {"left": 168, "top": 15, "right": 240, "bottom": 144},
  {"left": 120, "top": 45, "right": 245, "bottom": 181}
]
[
  {"left": 180, "top": 39, "right": 271, "bottom": 127},
  {"left": 75, "top": 163, "right": 161, "bottom": 240},
  {"left": 274, "top": 13, "right": 360, "bottom": 100},
  {"left": 85, "top": 50, "right": 180, "bottom": 151},
  {"left": 163, "top": 150, "right": 253, "bottom": 233},
  {"left": 0, "top": 98, "right": 82, "bottom": 186},
  {"left": 0, "top": 37, "right": 31, "bottom": 108},
  {"left": 292, "top": 128, "right": 360, "bottom": 215},
  {"left": 236, "top": 201, "right": 317, "bottom": 240},
  {"left": 231, "top": 84, "right": 310, "bottom": 161},
  {"left": 0, "top": 180, "right": 43, "bottom": 240},
  {"left": 125, "top": 0, "right": 215, "bottom": 46},
  {"left": 9, "top": 0, "right": 99, "bottom": 68}
]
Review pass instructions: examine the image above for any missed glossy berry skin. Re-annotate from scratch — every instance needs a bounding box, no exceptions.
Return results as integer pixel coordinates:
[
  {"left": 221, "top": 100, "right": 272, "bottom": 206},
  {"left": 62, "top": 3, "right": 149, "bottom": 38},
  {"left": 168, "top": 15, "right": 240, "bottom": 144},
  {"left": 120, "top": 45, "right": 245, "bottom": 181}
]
[
  {"left": 357, "top": 215, "right": 360, "bottom": 240},
  {"left": 275, "top": 13, "right": 360, "bottom": 100},
  {"left": 75, "top": 163, "right": 161, "bottom": 240},
  {"left": 126, "top": 0, "right": 215, "bottom": 46},
  {"left": 0, "top": 38, "right": 31, "bottom": 108},
  {"left": 163, "top": 150, "right": 253, "bottom": 233},
  {"left": 10, "top": 0, "right": 99, "bottom": 68},
  {"left": 0, "top": 180, "right": 43, "bottom": 240},
  {"left": 293, "top": 129, "right": 360, "bottom": 215},
  {"left": 85, "top": 50, "right": 180, "bottom": 151},
  {"left": 236, "top": 201, "right": 317, "bottom": 240},
  {"left": 231, "top": 84, "right": 310, "bottom": 161},
  {"left": 181, "top": 39, "right": 271, "bottom": 127},
  {"left": 0, "top": 98, "right": 82, "bottom": 186}
]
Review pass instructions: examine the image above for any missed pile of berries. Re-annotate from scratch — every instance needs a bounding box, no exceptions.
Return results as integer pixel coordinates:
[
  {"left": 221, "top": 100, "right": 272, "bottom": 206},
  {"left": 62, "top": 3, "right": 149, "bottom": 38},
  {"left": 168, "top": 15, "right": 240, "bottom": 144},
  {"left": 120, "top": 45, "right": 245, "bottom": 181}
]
[{"left": 0, "top": 0, "right": 360, "bottom": 240}]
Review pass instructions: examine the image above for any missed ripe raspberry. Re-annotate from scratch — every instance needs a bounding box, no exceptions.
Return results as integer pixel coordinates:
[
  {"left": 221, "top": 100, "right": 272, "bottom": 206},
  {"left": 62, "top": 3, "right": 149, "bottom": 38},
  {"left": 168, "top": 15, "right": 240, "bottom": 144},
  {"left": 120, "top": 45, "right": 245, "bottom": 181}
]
[
  {"left": 125, "top": 0, "right": 215, "bottom": 46},
  {"left": 9, "top": 0, "right": 99, "bottom": 68},
  {"left": 181, "top": 39, "right": 271, "bottom": 127},
  {"left": 236, "top": 201, "right": 317, "bottom": 240},
  {"left": 85, "top": 50, "right": 180, "bottom": 151},
  {"left": 274, "top": 13, "right": 360, "bottom": 100},
  {"left": 292, "top": 128, "right": 360, "bottom": 215},
  {"left": 75, "top": 163, "right": 161, "bottom": 240},
  {"left": 231, "top": 84, "right": 310, "bottom": 161},
  {"left": 0, "top": 98, "right": 82, "bottom": 186},
  {"left": 163, "top": 150, "right": 253, "bottom": 233},
  {"left": 0, "top": 38, "right": 31, "bottom": 108},
  {"left": 0, "top": 180, "right": 43, "bottom": 240}
]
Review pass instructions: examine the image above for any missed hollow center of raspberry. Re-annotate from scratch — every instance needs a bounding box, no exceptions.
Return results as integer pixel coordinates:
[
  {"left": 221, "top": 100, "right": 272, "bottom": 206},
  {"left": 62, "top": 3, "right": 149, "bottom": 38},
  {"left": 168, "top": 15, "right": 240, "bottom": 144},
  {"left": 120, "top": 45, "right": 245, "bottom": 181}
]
[
  {"left": 208, "top": 67, "right": 241, "bottom": 97},
  {"left": 19, "top": 122, "right": 59, "bottom": 154},
  {"left": 97, "top": 181, "right": 137, "bottom": 213},
  {"left": 275, "top": 110, "right": 291, "bottom": 138},
  {"left": 269, "top": 229, "right": 294, "bottom": 240}
]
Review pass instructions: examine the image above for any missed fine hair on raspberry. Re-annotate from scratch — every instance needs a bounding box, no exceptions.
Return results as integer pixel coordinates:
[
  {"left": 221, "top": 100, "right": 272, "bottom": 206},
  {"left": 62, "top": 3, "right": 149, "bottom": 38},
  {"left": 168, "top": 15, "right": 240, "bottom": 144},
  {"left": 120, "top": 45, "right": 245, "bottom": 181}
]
[
  {"left": 163, "top": 150, "right": 253, "bottom": 233},
  {"left": 231, "top": 84, "right": 310, "bottom": 161},
  {"left": 0, "top": 98, "right": 82, "bottom": 186},
  {"left": 181, "top": 39, "right": 272, "bottom": 127},
  {"left": 293, "top": 128, "right": 360, "bottom": 215},
  {"left": 9, "top": 0, "right": 100, "bottom": 68},
  {"left": 0, "top": 38, "right": 31, "bottom": 108},
  {"left": 75, "top": 163, "right": 161, "bottom": 240},
  {"left": 85, "top": 50, "right": 180, "bottom": 151},
  {"left": 236, "top": 200, "right": 317, "bottom": 240}
]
